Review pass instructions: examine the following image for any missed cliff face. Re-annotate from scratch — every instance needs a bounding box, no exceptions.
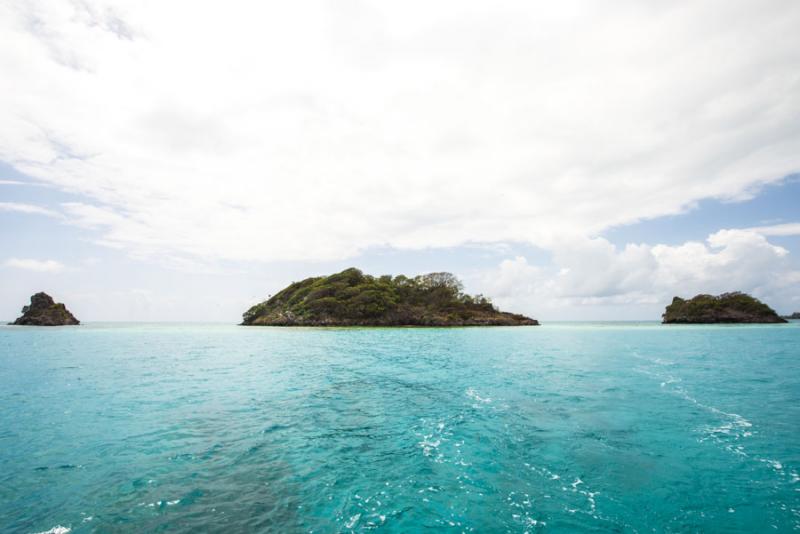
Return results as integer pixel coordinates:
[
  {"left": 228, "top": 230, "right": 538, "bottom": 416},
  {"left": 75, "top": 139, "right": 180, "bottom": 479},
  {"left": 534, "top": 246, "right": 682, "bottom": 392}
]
[
  {"left": 242, "top": 268, "right": 538, "bottom": 327},
  {"left": 11, "top": 292, "right": 80, "bottom": 326},
  {"left": 662, "top": 293, "right": 786, "bottom": 324}
]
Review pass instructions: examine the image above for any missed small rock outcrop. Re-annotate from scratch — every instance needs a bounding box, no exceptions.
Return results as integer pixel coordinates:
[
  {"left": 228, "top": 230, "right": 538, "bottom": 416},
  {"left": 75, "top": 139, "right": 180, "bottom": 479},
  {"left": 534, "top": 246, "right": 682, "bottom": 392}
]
[
  {"left": 11, "top": 292, "right": 80, "bottom": 326},
  {"left": 242, "top": 268, "right": 538, "bottom": 327},
  {"left": 662, "top": 292, "right": 786, "bottom": 324}
]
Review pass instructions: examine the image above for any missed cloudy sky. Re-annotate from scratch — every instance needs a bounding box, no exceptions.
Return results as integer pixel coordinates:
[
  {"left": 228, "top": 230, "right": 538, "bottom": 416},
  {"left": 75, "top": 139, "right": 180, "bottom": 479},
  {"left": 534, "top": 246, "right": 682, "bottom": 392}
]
[{"left": 1, "top": 0, "right": 799, "bottom": 321}]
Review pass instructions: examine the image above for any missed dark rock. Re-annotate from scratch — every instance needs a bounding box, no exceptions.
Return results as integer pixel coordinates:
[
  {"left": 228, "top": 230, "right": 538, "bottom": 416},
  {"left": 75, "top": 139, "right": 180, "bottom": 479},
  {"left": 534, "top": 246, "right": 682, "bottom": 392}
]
[
  {"left": 662, "top": 292, "right": 786, "bottom": 324},
  {"left": 242, "top": 267, "right": 539, "bottom": 327},
  {"left": 11, "top": 292, "right": 80, "bottom": 326}
]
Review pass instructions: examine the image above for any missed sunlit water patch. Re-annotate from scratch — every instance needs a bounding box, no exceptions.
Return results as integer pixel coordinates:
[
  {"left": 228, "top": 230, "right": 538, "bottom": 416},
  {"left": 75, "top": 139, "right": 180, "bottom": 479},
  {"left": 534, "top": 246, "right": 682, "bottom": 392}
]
[{"left": 1, "top": 322, "right": 798, "bottom": 532}]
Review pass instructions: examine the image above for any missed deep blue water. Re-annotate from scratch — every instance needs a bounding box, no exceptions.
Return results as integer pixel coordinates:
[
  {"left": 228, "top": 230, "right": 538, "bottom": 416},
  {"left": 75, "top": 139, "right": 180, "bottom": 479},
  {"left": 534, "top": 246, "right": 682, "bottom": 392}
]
[{"left": 1, "top": 322, "right": 799, "bottom": 533}]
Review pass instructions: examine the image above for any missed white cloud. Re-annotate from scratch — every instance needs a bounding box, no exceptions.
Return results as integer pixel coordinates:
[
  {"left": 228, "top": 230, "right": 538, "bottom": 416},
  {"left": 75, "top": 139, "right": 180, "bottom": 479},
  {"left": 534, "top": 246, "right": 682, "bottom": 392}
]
[
  {"left": 0, "top": 201, "right": 60, "bottom": 217},
  {"left": 477, "top": 230, "right": 799, "bottom": 318},
  {"left": 4, "top": 258, "right": 65, "bottom": 273},
  {"left": 0, "top": 1, "right": 798, "bottom": 263},
  {"left": 0, "top": 179, "right": 47, "bottom": 186},
  {"left": 742, "top": 222, "right": 800, "bottom": 237},
  {"left": 485, "top": 256, "right": 542, "bottom": 299}
]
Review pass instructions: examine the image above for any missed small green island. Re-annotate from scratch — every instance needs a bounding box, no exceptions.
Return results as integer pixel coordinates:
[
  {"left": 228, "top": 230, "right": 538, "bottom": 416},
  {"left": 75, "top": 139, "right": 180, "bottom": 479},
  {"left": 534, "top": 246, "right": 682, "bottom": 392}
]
[
  {"left": 242, "top": 268, "right": 538, "bottom": 327},
  {"left": 662, "top": 292, "right": 787, "bottom": 324},
  {"left": 784, "top": 312, "right": 800, "bottom": 320}
]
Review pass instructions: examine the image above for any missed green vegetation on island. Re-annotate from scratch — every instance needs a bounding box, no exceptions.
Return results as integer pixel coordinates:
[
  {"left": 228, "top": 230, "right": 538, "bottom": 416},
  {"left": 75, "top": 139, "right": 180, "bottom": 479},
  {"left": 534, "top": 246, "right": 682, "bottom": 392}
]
[
  {"left": 242, "top": 268, "right": 538, "bottom": 326},
  {"left": 11, "top": 292, "right": 80, "bottom": 326},
  {"left": 662, "top": 292, "right": 786, "bottom": 324}
]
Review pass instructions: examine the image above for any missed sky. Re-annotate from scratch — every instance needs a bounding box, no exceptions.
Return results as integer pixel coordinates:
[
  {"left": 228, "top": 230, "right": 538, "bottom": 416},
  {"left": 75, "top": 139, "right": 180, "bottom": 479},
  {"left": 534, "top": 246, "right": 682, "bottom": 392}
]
[{"left": 1, "top": 0, "right": 799, "bottom": 322}]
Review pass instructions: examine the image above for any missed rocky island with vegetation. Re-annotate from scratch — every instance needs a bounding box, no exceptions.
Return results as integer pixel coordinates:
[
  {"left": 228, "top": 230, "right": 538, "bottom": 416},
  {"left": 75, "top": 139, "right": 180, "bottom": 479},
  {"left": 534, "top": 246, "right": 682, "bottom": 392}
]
[
  {"left": 242, "top": 268, "right": 538, "bottom": 327},
  {"left": 11, "top": 292, "right": 80, "bottom": 326},
  {"left": 662, "top": 292, "right": 787, "bottom": 324},
  {"left": 784, "top": 312, "right": 800, "bottom": 320}
]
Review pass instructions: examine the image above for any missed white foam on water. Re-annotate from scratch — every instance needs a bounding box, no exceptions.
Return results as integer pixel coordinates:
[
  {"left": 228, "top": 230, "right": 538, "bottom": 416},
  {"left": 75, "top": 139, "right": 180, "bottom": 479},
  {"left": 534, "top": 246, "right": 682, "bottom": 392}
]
[
  {"left": 669, "top": 382, "right": 753, "bottom": 431},
  {"left": 630, "top": 350, "right": 674, "bottom": 366},
  {"left": 660, "top": 376, "right": 681, "bottom": 388},
  {"left": 344, "top": 513, "right": 360, "bottom": 529},
  {"left": 652, "top": 357, "right": 676, "bottom": 366},
  {"left": 465, "top": 387, "right": 491, "bottom": 404},
  {"left": 526, "top": 463, "right": 602, "bottom": 519},
  {"left": 671, "top": 382, "right": 797, "bottom": 486},
  {"left": 525, "top": 517, "right": 546, "bottom": 527},
  {"left": 761, "top": 459, "right": 783, "bottom": 471},
  {"left": 418, "top": 436, "right": 441, "bottom": 457},
  {"left": 506, "top": 490, "right": 546, "bottom": 530},
  {"left": 415, "top": 416, "right": 461, "bottom": 464},
  {"left": 144, "top": 499, "right": 181, "bottom": 508},
  {"left": 635, "top": 364, "right": 755, "bottom": 446},
  {"left": 340, "top": 487, "right": 398, "bottom": 531},
  {"left": 33, "top": 527, "right": 70, "bottom": 534},
  {"left": 633, "top": 346, "right": 800, "bottom": 529}
]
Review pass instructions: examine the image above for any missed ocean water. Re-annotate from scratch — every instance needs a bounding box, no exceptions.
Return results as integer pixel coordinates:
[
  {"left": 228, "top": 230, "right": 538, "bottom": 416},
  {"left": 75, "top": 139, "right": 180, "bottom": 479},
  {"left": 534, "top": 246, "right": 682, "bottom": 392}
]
[{"left": 1, "top": 322, "right": 798, "bottom": 533}]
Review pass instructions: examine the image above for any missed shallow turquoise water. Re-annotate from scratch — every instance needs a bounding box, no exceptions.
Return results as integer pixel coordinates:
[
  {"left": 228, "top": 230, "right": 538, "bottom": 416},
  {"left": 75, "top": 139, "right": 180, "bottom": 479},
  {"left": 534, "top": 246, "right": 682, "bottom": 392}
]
[{"left": 1, "top": 322, "right": 799, "bottom": 533}]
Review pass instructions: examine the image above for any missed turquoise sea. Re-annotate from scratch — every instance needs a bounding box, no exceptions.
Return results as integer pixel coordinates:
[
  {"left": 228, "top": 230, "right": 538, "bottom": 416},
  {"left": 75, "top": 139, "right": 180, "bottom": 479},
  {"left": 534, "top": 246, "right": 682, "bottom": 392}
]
[{"left": 1, "top": 322, "right": 798, "bottom": 533}]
